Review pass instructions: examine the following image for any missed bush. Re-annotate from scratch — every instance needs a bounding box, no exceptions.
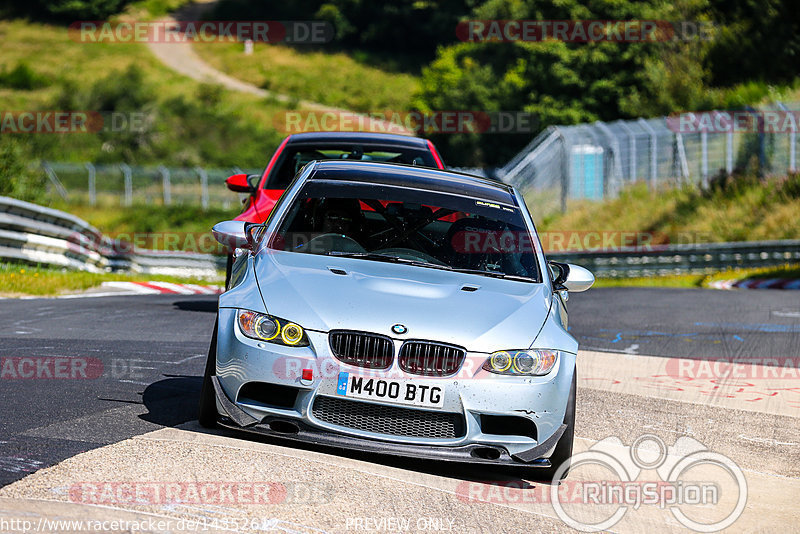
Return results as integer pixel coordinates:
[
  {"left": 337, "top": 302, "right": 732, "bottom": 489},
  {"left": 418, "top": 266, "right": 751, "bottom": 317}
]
[
  {"left": 0, "top": 139, "right": 47, "bottom": 202},
  {"left": 36, "top": 0, "right": 128, "bottom": 20},
  {"left": 46, "top": 67, "right": 279, "bottom": 166},
  {"left": 0, "top": 62, "right": 49, "bottom": 90}
]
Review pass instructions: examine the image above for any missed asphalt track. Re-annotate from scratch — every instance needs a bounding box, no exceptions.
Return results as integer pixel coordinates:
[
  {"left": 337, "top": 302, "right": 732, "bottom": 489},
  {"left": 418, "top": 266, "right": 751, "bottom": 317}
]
[{"left": 0, "top": 288, "right": 798, "bottom": 532}]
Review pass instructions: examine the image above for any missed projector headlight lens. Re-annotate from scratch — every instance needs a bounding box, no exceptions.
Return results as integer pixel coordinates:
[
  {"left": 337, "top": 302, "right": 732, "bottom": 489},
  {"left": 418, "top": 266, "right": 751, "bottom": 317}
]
[
  {"left": 237, "top": 310, "right": 308, "bottom": 347},
  {"left": 483, "top": 350, "right": 559, "bottom": 376},
  {"left": 281, "top": 322, "right": 304, "bottom": 346}
]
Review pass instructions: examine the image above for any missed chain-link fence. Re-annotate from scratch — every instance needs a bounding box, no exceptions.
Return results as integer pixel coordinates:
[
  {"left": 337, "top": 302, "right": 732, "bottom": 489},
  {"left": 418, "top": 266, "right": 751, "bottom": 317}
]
[
  {"left": 40, "top": 162, "right": 262, "bottom": 209},
  {"left": 499, "top": 101, "right": 800, "bottom": 214}
]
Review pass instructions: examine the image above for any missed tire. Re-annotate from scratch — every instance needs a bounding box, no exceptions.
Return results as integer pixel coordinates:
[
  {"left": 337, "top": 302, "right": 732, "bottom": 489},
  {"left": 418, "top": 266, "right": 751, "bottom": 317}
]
[
  {"left": 519, "top": 368, "right": 576, "bottom": 482},
  {"left": 197, "top": 317, "right": 219, "bottom": 428}
]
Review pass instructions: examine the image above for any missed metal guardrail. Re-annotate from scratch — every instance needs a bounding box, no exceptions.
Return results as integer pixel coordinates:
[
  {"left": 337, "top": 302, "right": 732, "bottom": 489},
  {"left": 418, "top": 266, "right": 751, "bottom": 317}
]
[
  {"left": 1, "top": 196, "right": 797, "bottom": 279},
  {"left": 548, "top": 240, "right": 800, "bottom": 278},
  {"left": 0, "top": 196, "right": 225, "bottom": 278}
]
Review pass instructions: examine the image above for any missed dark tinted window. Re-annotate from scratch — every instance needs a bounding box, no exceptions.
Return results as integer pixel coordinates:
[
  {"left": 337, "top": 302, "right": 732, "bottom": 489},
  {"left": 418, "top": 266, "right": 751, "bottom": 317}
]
[
  {"left": 269, "top": 180, "right": 540, "bottom": 282},
  {"left": 266, "top": 145, "right": 438, "bottom": 188}
]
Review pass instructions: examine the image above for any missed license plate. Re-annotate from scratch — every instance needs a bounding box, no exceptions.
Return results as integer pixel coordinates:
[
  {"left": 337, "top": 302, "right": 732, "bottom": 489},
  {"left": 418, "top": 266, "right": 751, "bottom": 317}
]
[{"left": 336, "top": 372, "right": 444, "bottom": 409}]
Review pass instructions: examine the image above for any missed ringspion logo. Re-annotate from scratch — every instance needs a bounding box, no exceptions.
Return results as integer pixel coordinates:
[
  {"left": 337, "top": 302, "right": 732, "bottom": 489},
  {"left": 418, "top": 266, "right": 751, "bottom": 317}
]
[{"left": 550, "top": 435, "right": 747, "bottom": 532}]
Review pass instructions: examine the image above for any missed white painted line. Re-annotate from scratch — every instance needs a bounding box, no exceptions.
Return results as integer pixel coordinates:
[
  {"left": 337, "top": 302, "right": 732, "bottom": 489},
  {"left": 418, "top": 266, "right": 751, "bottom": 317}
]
[
  {"left": 101, "top": 281, "right": 160, "bottom": 294},
  {"left": 57, "top": 291, "right": 142, "bottom": 299},
  {"left": 145, "top": 281, "right": 196, "bottom": 294}
]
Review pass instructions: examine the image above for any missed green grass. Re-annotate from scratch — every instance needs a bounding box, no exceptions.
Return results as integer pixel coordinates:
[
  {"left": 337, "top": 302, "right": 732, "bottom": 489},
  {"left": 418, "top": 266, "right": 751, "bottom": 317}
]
[
  {"left": 704, "top": 264, "right": 800, "bottom": 284},
  {"left": 121, "top": 0, "right": 196, "bottom": 19},
  {"left": 0, "top": 263, "right": 222, "bottom": 297},
  {"left": 537, "top": 175, "right": 800, "bottom": 244},
  {"left": 0, "top": 19, "right": 289, "bottom": 167},
  {"left": 193, "top": 41, "right": 419, "bottom": 113},
  {"left": 43, "top": 201, "right": 239, "bottom": 253},
  {"left": 593, "top": 274, "right": 707, "bottom": 288},
  {"left": 52, "top": 202, "right": 238, "bottom": 236}
]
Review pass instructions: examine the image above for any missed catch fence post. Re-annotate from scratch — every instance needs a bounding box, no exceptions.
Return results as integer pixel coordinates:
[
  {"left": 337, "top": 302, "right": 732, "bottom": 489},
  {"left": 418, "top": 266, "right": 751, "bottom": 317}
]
[
  {"left": 196, "top": 167, "right": 209, "bottom": 210},
  {"left": 159, "top": 165, "right": 171, "bottom": 205},
  {"left": 638, "top": 119, "right": 657, "bottom": 189},
  {"left": 120, "top": 163, "right": 132, "bottom": 206},
  {"left": 778, "top": 102, "right": 796, "bottom": 172},
  {"left": 85, "top": 162, "right": 96, "bottom": 206}
]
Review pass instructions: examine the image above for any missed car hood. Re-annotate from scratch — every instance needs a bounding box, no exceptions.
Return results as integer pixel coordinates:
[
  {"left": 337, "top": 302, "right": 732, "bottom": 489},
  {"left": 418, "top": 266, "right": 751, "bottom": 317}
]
[{"left": 254, "top": 250, "right": 552, "bottom": 353}]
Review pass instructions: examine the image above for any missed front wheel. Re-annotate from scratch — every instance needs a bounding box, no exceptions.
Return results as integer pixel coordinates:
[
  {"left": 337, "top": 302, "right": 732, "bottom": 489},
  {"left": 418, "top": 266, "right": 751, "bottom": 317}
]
[{"left": 197, "top": 317, "right": 219, "bottom": 428}]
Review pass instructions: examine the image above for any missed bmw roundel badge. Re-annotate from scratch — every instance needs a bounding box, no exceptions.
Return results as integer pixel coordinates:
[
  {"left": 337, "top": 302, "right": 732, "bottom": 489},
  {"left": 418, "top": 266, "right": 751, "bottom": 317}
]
[{"left": 391, "top": 324, "right": 408, "bottom": 335}]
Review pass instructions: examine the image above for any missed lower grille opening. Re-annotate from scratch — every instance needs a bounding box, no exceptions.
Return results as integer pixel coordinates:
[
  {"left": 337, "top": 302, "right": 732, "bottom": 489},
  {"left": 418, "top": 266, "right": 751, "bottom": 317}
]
[
  {"left": 238, "top": 382, "right": 299, "bottom": 409},
  {"left": 471, "top": 447, "right": 502, "bottom": 460},
  {"left": 312, "top": 395, "right": 465, "bottom": 439},
  {"left": 480, "top": 414, "right": 537, "bottom": 440},
  {"left": 268, "top": 420, "right": 300, "bottom": 434}
]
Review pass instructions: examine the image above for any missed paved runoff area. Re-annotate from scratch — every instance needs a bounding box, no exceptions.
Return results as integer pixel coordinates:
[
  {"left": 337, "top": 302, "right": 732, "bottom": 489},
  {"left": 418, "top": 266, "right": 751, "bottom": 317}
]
[{"left": 0, "top": 288, "right": 798, "bottom": 533}]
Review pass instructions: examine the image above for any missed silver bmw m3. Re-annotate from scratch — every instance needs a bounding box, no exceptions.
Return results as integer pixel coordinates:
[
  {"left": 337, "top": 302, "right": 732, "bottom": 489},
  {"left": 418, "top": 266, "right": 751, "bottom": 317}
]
[{"left": 199, "top": 160, "right": 594, "bottom": 479}]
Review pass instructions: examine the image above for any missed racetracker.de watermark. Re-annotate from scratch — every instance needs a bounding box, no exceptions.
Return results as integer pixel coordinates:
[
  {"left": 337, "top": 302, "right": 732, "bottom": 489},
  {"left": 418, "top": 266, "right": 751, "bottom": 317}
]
[
  {"left": 0, "top": 112, "right": 148, "bottom": 134},
  {"left": 275, "top": 110, "right": 538, "bottom": 135},
  {"left": 457, "top": 20, "right": 713, "bottom": 43},
  {"left": 665, "top": 357, "right": 800, "bottom": 380},
  {"left": 0, "top": 357, "right": 103, "bottom": 380},
  {"left": 667, "top": 109, "right": 800, "bottom": 134},
  {"left": 0, "top": 357, "right": 182, "bottom": 381},
  {"left": 69, "top": 20, "right": 333, "bottom": 44},
  {"left": 67, "top": 481, "right": 333, "bottom": 505}
]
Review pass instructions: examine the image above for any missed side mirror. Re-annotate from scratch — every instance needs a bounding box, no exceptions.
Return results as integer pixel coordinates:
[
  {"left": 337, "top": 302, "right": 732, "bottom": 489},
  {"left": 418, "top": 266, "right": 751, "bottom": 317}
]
[
  {"left": 213, "top": 221, "right": 249, "bottom": 250},
  {"left": 548, "top": 261, "right": 594, "bottom": 292},
  {"left": 225, "top": 173, "right": 259, "bottom": 193},
  {"left": 213, "top": 221, "right": 266, "bottom": 251}
]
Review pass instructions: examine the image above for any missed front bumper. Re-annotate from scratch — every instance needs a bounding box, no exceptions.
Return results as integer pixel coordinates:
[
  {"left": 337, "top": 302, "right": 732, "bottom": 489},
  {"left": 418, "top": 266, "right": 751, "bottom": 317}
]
[
  {"left": 214, "top": 308, "right": 575, "bottom": 466},
  {"left": 211, "top": 376, "right": 565, "bottom": 467}
]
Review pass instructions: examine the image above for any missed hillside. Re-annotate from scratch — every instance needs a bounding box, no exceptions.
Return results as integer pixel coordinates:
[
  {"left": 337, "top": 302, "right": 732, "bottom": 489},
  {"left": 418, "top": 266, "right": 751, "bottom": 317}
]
[{"left": 537, "top": 175, "right": 800, "bottom": 244}]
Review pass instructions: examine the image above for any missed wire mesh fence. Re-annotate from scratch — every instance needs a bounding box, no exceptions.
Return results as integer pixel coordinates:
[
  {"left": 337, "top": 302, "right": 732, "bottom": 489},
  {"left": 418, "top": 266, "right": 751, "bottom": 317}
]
[
  {"left": 499, "top": 101, "right": 800, "bottom": 214},
  {"left": 41, "top": 162, "right": 262, "bottom": 209}
]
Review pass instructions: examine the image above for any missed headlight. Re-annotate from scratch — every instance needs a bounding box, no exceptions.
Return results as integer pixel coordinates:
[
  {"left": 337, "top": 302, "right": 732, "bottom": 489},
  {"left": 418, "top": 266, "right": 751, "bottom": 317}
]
[
  {"left": 483, "top": 349, "right": 558, "bottom": 376},
  {"left": 237, "top": 310, "right": 309, "bottom": 346}
]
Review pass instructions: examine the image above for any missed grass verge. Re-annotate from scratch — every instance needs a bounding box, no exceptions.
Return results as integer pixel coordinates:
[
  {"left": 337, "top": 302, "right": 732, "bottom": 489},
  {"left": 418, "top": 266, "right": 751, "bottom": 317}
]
[
  {"left": 0, "top": 263, "right": 223, "bottom": 297},
  {"left": 537, "top": 176, "right": 800, "bottom": 243},
  {"left": 50, "top": 202, "right": 239, "bottom": 238}
]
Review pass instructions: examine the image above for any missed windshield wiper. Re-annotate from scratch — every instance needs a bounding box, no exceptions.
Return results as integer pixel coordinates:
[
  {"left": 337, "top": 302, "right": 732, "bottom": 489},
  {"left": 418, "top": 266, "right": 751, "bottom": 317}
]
[
  {"left": 328, "top": 253, "right": 536, "bottom": 282},
  {"left": 327, "top": 252, "right": 453, "bottom": 271},
  {"left": 450, "top": 268, "right": 537, "bottom": 283}
]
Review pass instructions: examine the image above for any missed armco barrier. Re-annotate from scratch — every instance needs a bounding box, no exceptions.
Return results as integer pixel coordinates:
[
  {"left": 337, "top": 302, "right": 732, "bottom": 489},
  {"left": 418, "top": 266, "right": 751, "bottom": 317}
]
[
  {"left": 548, "top": 240, "right": 800, "bottom": 278},
  {"left": 1, "top": 196, "right": 797, "bottom": 279},
  {"left": 0, "top": 196, "right": 225, "bottom": 277}
]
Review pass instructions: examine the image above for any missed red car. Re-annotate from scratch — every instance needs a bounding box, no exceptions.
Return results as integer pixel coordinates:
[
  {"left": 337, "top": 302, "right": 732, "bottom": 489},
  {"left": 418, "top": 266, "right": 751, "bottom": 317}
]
[{"left": 223, "top": 132, "right": 446, "bottom": 282}]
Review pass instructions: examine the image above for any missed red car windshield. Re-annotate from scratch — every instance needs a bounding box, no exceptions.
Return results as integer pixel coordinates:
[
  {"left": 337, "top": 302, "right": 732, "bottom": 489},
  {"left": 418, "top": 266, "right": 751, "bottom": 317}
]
[{"left": 266, "top": 145, "right": 439, "bottom": 189}]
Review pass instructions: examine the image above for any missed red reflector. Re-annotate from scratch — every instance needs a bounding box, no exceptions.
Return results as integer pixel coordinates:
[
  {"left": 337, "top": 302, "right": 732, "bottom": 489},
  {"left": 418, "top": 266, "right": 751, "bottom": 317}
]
[{"left": 302, "top": 369, "right": 313, "bottom": 381}]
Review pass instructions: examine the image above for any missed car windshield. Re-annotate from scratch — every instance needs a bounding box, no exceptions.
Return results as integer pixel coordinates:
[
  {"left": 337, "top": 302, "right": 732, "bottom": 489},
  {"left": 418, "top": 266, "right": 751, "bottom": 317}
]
[
  {"left": 267, "top": 145, "right": 438, "bottom": 188},
  {"left": 268, "top": 179, "right": 541, "bottom": 282}
]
